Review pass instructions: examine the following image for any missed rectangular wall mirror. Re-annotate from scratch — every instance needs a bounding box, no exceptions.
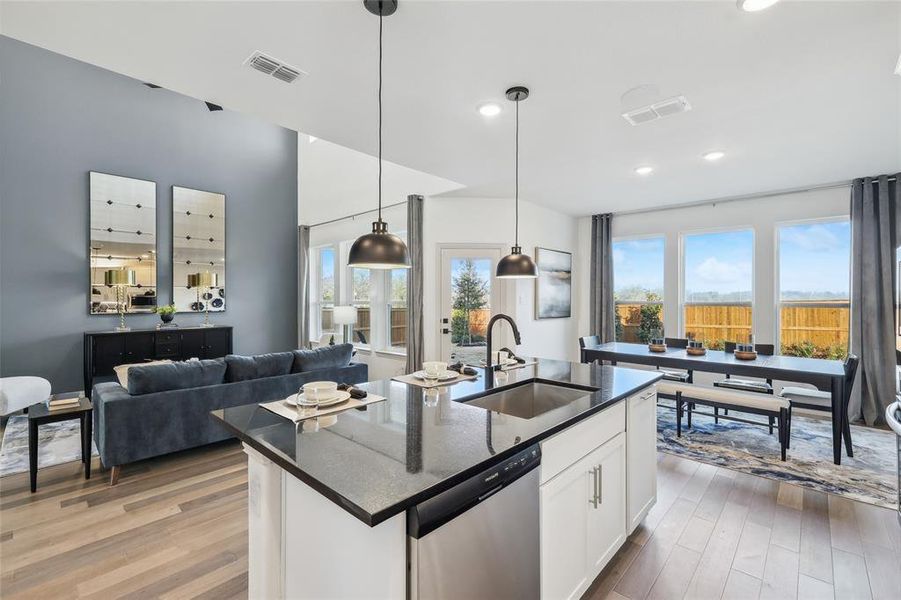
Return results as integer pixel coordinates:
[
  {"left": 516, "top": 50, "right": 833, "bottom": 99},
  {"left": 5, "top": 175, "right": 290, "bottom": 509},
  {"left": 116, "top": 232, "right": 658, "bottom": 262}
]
[
  {"left": 172, "top": 186, "right": 226, "bottom": 313},
  {"left": 89, "top": 172, "right": 158, "bottom": 314}
]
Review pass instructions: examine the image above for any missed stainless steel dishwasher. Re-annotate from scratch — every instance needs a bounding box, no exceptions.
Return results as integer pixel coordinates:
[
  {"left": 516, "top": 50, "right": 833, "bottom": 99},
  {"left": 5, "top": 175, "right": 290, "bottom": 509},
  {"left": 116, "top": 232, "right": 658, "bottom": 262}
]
[{"left": 407, "top": 444, "right": 541, "bottom": 600}]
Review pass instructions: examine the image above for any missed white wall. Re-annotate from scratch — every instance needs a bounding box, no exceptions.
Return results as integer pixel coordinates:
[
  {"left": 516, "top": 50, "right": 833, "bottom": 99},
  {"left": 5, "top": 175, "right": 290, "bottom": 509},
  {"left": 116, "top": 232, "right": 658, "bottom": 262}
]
[
  {"left": 423, "top": 197, "right": 581, "bottom": 364},
  {"left": 298, "top": 134, "right": 462, "bottom": 225},
  {"left": 575, "top": 185, "right": 850, "bottom": 346}
]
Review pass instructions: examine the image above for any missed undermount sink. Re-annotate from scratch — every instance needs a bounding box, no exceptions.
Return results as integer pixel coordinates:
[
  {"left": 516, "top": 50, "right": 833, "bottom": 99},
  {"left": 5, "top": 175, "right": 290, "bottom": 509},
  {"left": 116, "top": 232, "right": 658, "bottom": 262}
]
[{"left": 463, "top": 381, "right": 595, "bottom": 419}]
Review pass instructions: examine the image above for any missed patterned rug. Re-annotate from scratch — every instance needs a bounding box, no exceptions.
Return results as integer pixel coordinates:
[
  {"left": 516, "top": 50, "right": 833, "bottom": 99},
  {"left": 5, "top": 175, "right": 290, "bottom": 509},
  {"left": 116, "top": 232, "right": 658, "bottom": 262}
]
[
  {"left": 0, "top": 415, "right": 98, "bottom": 477},
  {"left": 657, "top": 404, "right": 897, "bottom": 509}
]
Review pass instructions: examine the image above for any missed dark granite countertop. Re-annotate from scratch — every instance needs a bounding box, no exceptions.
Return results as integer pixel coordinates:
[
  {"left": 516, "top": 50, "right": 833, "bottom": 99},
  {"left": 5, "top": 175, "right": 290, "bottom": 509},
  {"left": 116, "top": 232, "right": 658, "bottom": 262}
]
[{"left": 211, "top": 358, "right": 661, "bottom": 526}]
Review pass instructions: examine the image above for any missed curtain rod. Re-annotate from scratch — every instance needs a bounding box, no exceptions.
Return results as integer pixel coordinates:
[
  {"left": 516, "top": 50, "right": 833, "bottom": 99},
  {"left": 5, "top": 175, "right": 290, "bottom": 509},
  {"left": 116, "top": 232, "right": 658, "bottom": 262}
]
[
  {"left": 307, "top": 199, "right": 407, "bottom": 228},
  {"left": 613, "top": 176, "right": 896, "bottom": 217}
]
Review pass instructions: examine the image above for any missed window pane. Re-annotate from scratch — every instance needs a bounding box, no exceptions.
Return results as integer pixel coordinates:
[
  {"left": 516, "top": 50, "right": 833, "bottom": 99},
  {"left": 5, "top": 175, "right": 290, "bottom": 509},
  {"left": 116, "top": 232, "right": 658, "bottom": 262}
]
[
  {"left": 613, "top": 237, "right": 664, "bottom": 342},
  {"left": 778, "top": 221, "right": 850, "bottom": 358},
  {"left": 389, "top": 269, "right": 407, "bottom": 348},
  {"left": 683, "top": 230, "right": 753, "bottom": 348},
  {"left": 351, "top": 268, "right": 371, "bottom": 344},
  {"left": 319, "top": 247, "right": 334, "bottom": 303}
]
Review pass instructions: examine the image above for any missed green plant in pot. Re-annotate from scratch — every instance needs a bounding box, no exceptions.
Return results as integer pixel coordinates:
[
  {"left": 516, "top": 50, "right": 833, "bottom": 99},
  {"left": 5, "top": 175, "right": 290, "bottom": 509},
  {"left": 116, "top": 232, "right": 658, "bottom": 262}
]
[{"left": 153, "top": 304, "right": 177, "bottom": 325}]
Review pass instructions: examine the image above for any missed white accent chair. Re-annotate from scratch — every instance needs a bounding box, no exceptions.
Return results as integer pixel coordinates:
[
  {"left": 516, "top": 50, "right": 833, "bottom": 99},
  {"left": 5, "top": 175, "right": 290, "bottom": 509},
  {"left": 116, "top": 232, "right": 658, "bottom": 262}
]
[{"left": 0, "top": 376, "right": 52, "bottom": 416}]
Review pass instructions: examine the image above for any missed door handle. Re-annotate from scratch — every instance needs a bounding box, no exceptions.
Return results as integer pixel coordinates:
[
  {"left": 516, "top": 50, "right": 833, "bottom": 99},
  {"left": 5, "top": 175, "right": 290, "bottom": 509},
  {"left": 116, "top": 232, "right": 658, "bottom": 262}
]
[
  {"left": 596, "top": 463, "right": 603, "bottom": 506},
  {"left": 442, "top": 328, "right": 449, "bottom": 334},
  {"left": 589, "top": 466, "right": 600, "bottom": 509}
]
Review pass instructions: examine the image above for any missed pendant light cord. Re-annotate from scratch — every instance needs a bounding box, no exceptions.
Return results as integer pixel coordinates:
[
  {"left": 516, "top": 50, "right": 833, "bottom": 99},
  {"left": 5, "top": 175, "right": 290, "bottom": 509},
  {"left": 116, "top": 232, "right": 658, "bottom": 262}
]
[
  {"left": 378, "top": 11, "right": 383, "bottom": 222},
  {"left": 514, "top": 99, "right": 519, "bottom": 247}
]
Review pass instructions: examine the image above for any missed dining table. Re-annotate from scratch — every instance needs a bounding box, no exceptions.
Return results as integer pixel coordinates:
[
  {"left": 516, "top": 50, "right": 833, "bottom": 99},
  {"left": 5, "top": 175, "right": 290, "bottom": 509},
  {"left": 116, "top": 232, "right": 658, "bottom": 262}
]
[{"left": 580, "top": 342, "right": 850, "bottom": 465}]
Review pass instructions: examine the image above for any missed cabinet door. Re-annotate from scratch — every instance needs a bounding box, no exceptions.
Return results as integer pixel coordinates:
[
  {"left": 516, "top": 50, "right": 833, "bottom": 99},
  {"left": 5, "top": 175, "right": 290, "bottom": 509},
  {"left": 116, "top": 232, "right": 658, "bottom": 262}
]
[
  {"left": 92, "top": 335, "right": 125, "bottom": 375},
  {"left": 627, "top": 387, "right": 658, "bottom": 532},
  {"left": 540, "top": 453, "right": 593, "bottom": 600},
  {"left": 180, "top": 330, "right": 205, "bottom": 360},
  {"left": 203, "top": 328, "right": 231, "bottom": 358},
  {"left": 124, "top": 332, "right": 155, "bottom": 363},
  {"left": 586, "top": 432, "right": 627, "bottom": 575}
]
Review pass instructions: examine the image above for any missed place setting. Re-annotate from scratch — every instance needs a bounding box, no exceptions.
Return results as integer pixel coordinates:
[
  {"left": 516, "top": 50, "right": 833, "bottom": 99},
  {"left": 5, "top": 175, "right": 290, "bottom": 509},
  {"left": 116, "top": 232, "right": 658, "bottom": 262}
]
[
  {"left": 393, "top": 360, "right": 480, "bottom": 389},
  {"left": 260, "top": 380, "right": 387, "bottom": 423}
]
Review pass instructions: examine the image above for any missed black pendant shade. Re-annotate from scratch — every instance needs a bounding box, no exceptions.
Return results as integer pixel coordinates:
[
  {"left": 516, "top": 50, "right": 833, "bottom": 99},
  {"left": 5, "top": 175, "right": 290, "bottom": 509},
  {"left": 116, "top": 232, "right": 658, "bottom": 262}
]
[
  {"left": 349, "top": 0, "right": 411, "bottom": 269},
  {"left": 348, "top": 219, "right": 411, "bottom": 269},
  {"left": 497, "top": 245, "right": 538, "bottom": 279},
  {"left": 497, "top": 86, "right": 538, "bottom": 279}
]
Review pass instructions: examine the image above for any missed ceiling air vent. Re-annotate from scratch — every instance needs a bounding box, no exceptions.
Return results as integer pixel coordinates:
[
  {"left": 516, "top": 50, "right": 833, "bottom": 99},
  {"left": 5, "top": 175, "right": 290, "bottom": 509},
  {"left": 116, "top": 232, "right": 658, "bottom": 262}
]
[
  {"left": 244, "top": 51, "right": 306, "bottom": 84},
  {"left": 622, "top": 95, "right": 692, "bottom": 126}
]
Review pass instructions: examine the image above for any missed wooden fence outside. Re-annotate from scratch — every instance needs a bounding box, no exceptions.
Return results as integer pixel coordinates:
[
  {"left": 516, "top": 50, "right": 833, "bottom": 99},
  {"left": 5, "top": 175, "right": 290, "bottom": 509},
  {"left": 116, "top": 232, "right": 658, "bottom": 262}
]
[{"left": 616, "top": 301, "right": 849, "bottom": 351}]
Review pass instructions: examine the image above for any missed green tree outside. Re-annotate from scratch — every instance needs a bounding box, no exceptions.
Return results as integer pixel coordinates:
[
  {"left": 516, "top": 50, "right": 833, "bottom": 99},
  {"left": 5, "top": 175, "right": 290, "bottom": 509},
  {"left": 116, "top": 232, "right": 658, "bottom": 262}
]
[{"left": 451, "top": 259, "right": 488, "bottom": 345}]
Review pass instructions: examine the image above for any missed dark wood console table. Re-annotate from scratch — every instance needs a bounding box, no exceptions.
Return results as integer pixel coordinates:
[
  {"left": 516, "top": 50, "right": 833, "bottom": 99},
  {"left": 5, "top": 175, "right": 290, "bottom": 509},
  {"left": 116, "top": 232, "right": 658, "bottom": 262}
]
[{"left": 83, "top": 326, "right": 232, "bottom": 396}]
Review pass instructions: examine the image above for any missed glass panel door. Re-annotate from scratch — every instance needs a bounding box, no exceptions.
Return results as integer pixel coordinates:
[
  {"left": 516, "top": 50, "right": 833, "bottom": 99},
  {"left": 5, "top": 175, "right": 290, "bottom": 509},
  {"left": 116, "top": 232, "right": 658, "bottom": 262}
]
[{"left": 440, "top": 247, "right": 504, "bottom": 364}]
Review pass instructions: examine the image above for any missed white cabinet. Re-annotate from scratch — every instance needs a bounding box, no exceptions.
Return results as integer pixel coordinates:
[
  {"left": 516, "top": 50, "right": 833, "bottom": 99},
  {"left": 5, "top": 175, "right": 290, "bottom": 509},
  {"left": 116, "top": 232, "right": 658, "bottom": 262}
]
[
  {"left": 626, "top": 386, "right": 657, "bottom": 533},
  {"left": 587, "top": 434, "right": 627, "bottom": 573},
  {"left": 540, "top": 431, "right": 627, "bottom": 600}
]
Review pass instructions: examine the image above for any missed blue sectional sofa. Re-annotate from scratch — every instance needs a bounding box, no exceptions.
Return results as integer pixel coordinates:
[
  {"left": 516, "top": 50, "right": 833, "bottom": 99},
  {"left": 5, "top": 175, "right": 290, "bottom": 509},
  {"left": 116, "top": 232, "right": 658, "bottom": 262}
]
[{"left": 92, "top": 344, "right": 366, "bottom": 482}]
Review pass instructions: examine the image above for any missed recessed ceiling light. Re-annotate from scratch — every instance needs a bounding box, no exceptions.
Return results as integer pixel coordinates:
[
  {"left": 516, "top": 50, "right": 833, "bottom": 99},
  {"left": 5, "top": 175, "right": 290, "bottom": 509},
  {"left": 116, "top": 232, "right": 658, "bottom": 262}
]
[
  {"left": 478, "top": 103, "right": 501, "bottom": 117},
  {"left": 703, "top": 150, "right": 725, "bottom": 162},
  {"left": 737, "top": 0, "right": 781, "bottom": 12},
  {"left": 634, "top": 166, "right": 654, "bottom": 176}
]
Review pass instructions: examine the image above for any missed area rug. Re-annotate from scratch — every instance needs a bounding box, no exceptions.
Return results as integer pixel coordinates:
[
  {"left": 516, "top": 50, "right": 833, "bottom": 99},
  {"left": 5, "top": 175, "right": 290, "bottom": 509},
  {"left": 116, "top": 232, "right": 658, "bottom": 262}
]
[
  {"left": 0, "top": 416, "right": 98, "bottom": 477},
  {"left": 657, "top": 405, "right": 897, "bottom": 509}
]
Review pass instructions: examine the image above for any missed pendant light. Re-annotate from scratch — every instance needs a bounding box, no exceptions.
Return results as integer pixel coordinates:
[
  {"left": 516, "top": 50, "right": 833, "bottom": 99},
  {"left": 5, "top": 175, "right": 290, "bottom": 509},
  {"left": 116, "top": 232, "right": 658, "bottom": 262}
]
[
  {"left": 496, "top": 86, "right": 538, "bottom": 279},
  {"left": 348, "top": 0, "right": 411, "bottom": 270}
]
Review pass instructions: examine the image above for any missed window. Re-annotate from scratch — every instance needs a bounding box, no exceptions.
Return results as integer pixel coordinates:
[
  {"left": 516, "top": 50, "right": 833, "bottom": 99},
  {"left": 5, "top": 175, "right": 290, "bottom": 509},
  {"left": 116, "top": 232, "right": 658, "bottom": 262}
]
[
  {"left": 387, "top": 269, "right": 407, "bottom": 348},
  {"left": 682, "top": 229, "right": 753, "bottom": 348},
  {"left": 777, "top": 219, "right": 850, "bottom": 359},
  {"left": 612, "top": 237, "right": 664, "bottom": 342},
  {"left": 350, "top": 268, "right": 371, "bottom": 345},
  {"left": 315, "top": 246, "right": 336, "bottom": 338}
]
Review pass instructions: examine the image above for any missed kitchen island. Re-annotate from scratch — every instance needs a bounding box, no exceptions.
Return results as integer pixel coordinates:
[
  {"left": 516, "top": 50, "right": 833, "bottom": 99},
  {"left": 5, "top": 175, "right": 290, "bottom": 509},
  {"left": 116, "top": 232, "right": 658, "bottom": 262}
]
[{"left": 212, "top": 358, "right": 661, "bottom": 599}]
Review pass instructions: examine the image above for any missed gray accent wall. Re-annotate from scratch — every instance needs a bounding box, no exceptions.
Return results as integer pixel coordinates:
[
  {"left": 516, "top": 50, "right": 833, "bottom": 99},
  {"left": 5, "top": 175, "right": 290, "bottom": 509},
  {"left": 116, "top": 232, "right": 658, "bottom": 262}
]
[{"left": 0, "top": 36, "right": 298, "bottom": 393}]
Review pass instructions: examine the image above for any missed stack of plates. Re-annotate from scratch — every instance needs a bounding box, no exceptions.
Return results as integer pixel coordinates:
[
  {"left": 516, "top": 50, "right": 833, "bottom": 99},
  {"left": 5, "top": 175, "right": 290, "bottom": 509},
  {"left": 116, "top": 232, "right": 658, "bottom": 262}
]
[
  {"left": 287, "top": 390, "right": 352, "bottom": 408},
  {"left": 412, "top": 370, "right": 459, "bottom": 381}
]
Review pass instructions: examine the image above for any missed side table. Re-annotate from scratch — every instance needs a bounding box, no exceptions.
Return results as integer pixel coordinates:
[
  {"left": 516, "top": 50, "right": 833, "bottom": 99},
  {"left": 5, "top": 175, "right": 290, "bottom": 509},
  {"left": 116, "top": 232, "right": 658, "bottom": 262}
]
[{"left": 27, "top": 397, "right": 93, "bottom": 493}]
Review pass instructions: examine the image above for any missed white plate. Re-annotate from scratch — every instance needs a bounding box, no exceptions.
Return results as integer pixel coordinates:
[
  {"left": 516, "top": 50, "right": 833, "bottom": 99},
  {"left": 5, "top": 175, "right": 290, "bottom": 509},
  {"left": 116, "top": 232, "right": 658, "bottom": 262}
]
[
  {"left": 412, "top": 370, "right": 459, "bottom": 381},
  {"left": 287, "top": 390, "right": 351, "bottom": 408}
]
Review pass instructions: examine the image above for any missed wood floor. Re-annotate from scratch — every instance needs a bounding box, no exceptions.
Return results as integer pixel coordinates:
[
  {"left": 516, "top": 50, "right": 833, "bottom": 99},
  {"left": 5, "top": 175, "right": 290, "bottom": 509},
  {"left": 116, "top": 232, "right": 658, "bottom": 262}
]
[
  {"left": 586, "top": 453, "right": 901, "bottom": 600},
  {"left": 0, "top": 441, "right": 248, "bottom": 600},
  {"left": 0, "top": 442, "right": 898, "bottom": 600}
]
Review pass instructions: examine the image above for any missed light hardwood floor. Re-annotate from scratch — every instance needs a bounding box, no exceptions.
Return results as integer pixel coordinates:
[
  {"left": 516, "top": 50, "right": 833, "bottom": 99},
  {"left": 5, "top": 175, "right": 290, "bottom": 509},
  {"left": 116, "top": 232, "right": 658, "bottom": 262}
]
[
  {"left": 586, "top": 453, "right": 901, "bottom": 600},
  {"left": 0, "top": 442, "right": 898, "bottom": 599}
]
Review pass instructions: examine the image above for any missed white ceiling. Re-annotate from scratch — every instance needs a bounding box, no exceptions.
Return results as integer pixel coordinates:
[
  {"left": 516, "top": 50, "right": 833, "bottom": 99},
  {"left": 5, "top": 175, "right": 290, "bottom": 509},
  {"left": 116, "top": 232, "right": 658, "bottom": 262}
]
[{"left": 2, "top": 1, "right": 899, "bottom": 216}]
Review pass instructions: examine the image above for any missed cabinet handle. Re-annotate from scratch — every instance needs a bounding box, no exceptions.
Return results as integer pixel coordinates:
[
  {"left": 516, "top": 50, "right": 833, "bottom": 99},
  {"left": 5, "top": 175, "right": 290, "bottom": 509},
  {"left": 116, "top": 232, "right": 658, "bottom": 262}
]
[
  {"left": 596, "top": 463, "right": 603, "bottom": 506},
  {"left": 589, "top": 466, "right": 600, "bottom": 509}
]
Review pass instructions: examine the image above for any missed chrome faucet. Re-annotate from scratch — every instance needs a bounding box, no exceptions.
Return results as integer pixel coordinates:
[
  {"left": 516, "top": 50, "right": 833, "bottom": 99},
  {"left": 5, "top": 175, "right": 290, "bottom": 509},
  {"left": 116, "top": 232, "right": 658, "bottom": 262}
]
[{"left": 486, "top": 313, "right": 522, "bottom": 371}]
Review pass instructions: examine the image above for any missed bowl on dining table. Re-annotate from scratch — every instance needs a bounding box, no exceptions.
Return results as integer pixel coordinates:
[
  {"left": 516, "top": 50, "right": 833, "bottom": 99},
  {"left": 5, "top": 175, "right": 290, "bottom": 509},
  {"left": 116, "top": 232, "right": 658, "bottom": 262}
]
[{"left": 302, "top": 381, "right": 339, "bottom": 401}]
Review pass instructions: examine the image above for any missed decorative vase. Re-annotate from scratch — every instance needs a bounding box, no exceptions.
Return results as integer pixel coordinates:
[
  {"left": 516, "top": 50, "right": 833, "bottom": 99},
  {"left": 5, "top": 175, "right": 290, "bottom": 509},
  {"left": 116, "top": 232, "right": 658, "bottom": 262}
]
[{"left": 160, "top": 313, "right": 174, "bottom": 324}]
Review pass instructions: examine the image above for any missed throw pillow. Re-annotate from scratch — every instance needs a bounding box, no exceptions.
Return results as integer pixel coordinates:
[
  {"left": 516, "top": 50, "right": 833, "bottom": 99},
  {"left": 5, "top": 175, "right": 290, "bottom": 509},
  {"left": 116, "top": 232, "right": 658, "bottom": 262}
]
[{"left": 224, "top": 352, "right": 294, "bottom": 382}]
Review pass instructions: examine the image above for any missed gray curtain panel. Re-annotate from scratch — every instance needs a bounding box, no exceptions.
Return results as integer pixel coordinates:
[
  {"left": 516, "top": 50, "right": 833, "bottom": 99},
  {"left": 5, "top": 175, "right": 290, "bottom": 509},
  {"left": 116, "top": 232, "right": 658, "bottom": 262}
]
[
  {"left": 406, "top": 195, "right": 425, "bottom": 374},
  {"left": 849, "top": 174, "right": 899, "bottom": 425},
  {"left": 589, "top": 213, "right": 616, "bottom": 343},
  {"left": 297, "top": 225, "right": 312, "bottom": 349}
]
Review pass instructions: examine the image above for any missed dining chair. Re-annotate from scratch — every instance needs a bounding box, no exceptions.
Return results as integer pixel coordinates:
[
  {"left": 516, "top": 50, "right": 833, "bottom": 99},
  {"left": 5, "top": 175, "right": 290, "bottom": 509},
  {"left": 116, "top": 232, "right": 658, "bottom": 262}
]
[
  {"left": 714, "top": 342, "right": 775, "bottom": 429},
  {"left": 658, "top": 338, "right": 693, "bottom": 383},
  {"left": 780, "top": 353, "right": 859, "bottom": 455},
  {"left": 578, "top": 335, "right": 601, "bottom": 364}
]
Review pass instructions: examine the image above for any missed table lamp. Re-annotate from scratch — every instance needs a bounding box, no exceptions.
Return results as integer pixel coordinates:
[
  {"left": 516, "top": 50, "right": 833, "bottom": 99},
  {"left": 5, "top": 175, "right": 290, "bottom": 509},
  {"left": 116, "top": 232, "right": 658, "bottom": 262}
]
[
  {"left": 188, "top": 271, "right": 219, "bottom": 327},
  {"left": 333, "top": 306, "right": 358, "bottom": 345},
  {"left": 104, "top": 268, "right": 136, "bottom": 331}
]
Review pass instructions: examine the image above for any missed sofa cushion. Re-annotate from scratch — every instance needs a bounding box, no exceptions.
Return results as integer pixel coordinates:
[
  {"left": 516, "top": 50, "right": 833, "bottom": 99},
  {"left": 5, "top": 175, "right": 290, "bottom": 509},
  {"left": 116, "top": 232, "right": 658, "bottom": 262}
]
[
  {"left": 224, "top": 352, "right": 294, "bottom": 383},
  {"left": 292, "top": 343, "right": 353, "bottom": 373},
  {"left": 113, "top": 360, "right": 172, "bottom": 388},
  {"left": 127, "top": 358, "right": 226, "bottom": 395}
]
